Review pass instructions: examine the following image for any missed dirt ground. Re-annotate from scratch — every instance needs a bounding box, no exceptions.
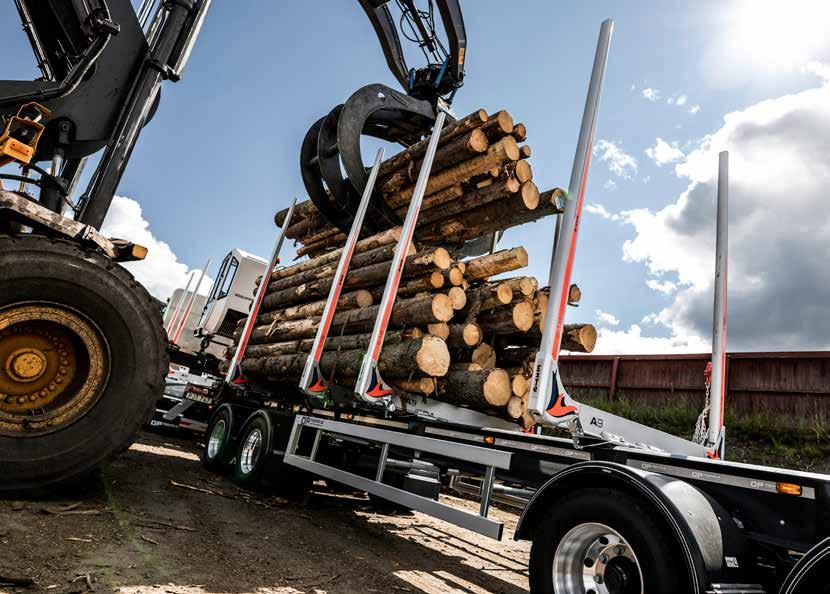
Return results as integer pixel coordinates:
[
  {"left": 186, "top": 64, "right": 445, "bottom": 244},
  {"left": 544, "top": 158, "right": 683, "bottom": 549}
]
[{"left": 0, "top": 431, "right": 530, "bottom": 594}]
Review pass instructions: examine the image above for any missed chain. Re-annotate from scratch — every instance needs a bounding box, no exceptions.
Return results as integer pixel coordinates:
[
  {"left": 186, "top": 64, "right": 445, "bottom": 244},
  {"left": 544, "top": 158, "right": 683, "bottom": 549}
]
[{"left": 693, "top": 379, "right": 711, "bottom": 444}]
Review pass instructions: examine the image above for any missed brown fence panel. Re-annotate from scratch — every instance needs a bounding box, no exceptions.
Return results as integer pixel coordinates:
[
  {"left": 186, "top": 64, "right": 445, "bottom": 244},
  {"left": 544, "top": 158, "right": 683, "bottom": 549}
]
[{"left": 558, "top": 352, "right": 830, "bottom": 418}]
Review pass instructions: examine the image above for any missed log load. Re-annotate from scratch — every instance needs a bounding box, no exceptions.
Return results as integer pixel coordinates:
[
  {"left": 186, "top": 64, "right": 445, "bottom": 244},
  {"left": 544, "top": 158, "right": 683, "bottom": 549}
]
[{"left": 226, "top": 106, "right": 601, "bottom": 422}]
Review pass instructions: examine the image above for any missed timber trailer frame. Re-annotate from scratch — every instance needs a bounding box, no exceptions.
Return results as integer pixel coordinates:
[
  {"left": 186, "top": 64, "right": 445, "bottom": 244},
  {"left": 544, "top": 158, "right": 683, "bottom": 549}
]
[{"left": 202, "top": 20, "right": 830, "bottom": 594}]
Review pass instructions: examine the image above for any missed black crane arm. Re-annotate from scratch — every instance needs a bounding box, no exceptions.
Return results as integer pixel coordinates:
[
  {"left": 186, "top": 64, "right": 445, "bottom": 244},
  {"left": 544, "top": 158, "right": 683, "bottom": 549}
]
[{"left": 358, "top": 0, "right": 466, "bottom": 102}]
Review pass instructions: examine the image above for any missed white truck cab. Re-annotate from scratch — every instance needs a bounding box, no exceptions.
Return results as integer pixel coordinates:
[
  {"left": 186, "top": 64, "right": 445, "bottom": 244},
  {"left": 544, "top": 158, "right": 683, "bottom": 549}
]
[{"left": 196, "top": 249, "right": 266, "bottom": 347}]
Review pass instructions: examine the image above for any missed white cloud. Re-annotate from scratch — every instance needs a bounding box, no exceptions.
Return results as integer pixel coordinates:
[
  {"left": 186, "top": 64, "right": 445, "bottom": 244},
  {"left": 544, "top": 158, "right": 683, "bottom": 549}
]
[
  {"left": 803, "top": 61, "right": 830, "bottom": 82},
  {"left": 603, "top": 179, "right": 618, "bottom": 192},
  {"left": 617, "top": 75, "right": 830, "bottom": 350},
  {"left": 101, "top": 196, "right": 213, "bottom": 302},
  {"left": 675, "top": 94, "right": 688, "bottom": 106},
  {"left": 641, "top": 87, "right": 661, "bottom": 102},
  {"left": 592, "top": 324, "right": 709, "bottom": 355},
  {"left": 643, "top": 175, "right": 651, "bottom": 184},
  {"left": 585, "top": 203, "right": 621, "bottom": 222},
  {"left": 593, "top": 139, "right": 638, "bottom": 179},
  {"left": 595, "top": 309, "right": 620, "bottom": 326},
  {"left": 689, "top": 104, "right": 701, "bottom": 115},
  {"left": 646, "top": 279, "right": 678, "bottom": 295},
  {"left": 645, "top": 138, "right": 685, "bottom": 166},
  {"left": 630, "top": 83, "right": 636, "bottom": 91}
]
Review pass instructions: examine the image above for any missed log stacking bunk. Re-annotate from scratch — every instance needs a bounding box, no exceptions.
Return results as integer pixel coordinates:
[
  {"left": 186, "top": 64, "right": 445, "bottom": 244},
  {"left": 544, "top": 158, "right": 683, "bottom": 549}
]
[{"left": 223, "top": 108, "right": 597, "bottom": 428}]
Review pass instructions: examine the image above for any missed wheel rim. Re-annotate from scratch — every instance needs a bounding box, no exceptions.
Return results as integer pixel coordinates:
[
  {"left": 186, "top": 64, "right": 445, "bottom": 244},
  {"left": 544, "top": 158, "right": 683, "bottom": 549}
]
[
  {"left": 207, "top": 418, "right": 227, "bottom": 459},
  {"left": 553, "top": 522, "right": 643, "bottom": 594},
  {"left": 239, "top": 428, "right": 262, "bottom": 475},
  {"left": 0, "top": 303, "right": 109, "bottom": 436}
]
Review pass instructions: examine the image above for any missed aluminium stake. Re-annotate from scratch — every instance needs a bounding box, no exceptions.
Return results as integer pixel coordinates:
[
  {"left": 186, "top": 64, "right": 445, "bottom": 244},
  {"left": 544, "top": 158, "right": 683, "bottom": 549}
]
[
  {"left": 165, "top": 271, "right": 195, "bottom": 336},
  {"left": 707, "top": 151, "right": 729, "bottom": 458},
  {"left": 172, "top": 258, "right": 211, "bottom": 344},
  {"left": 527, "top": 19, "right": 614, "bottom": 428},
  {"left": 299, "top": 148, "right": 385, "bottom": 397},
  {"left": 354, "top": 109, "right": 448, "bottom": 407},
  {"left": 225, "top": 198, "right": 297, "bottom": 385}
]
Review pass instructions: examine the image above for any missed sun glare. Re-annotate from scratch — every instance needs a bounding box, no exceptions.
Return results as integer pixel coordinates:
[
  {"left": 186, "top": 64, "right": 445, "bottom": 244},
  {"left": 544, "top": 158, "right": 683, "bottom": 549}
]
[{"left": 727, "top": 0, "right": 830, "bottom": 72}]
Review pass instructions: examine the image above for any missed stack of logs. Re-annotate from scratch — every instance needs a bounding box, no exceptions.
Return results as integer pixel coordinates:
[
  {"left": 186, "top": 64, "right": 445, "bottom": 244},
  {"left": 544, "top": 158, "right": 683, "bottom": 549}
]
[{"left": 224, "top": 108, "right": 597, "bottom": 428}]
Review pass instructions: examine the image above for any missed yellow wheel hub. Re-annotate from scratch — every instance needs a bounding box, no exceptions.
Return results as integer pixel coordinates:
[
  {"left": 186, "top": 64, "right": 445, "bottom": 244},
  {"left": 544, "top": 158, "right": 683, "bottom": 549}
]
[{"left": 0, "top": 304, "right": 108, "bottom": 435}]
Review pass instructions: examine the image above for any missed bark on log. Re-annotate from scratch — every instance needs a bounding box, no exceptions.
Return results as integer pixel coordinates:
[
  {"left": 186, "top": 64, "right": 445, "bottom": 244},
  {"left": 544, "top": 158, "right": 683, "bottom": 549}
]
[
  {"left": 508, "top": 323, "right": 597, "bottom": 353},
  {"left": 480, "top": 110, "right": 514, "bottom": 141},
  {"left": 241, "top": 328, "right": 423, "bottom": 359},
  {"left": 464, "top": 248, "right": 529, "bottom": 281},
  {"left": 387, "top": 137, "right": 520, "bottom": 208},
  {"left": 449, "top": 362, "right": 482, "bottom": 372},
  {"left": 395, "top": 185, "right": 464, "bottom": 219},
  {"left": 501, "top": 276, "right": 538, "bottom": 297},
  {"left": 392, "top": 377, "right": 438, "bottom": 395},
  {"left": 477, "top": 300, "right": 535, "bottom": 333},
  {"left": 262, "top": 248, "right": 451, "bottom": 310},
  {"left": 437, "top": 369, "right": 512, "bottom": 408},
  {"left": 250, "top": 294, "right": 453, "bottom": 344},
  {"left": 268, "top": 227, "right": 402, "bottom": 283},
  {"left": 254, "top": 289, "right": 372, "bottom": 326},
  {"left": 414, "top": 177, "right": 521, "bottom": 228},
  {"left": 242, "top": 335, "right": 450, "bottom": 379},
  {"left": 377, "top": 109, "right": 489, "bottom": 178},
  {"left": 512, "top": 122, "right": 527, "bottom": 142}
]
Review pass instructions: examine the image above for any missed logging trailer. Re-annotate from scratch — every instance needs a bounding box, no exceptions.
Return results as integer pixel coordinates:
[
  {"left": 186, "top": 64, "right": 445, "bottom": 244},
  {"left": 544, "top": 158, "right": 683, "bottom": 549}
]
[
  {"left": 200, "top": 18, "right": 830, "bottom": 594},
  {"left": 1, "top": 1, "right": 829, "bottom": 592}
]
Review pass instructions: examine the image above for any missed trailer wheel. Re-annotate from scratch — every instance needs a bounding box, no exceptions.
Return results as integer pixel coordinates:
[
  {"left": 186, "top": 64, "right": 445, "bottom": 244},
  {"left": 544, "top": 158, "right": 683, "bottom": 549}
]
[
  {"left": 232, "top": 414, "right": 270, "bottom": 489},
  {"left": 202, "top": 407, "right": 233, "bottom": 471},
  {"left": 529, "top": 488, "right": 685, "bottom": 594},
  {"left": 0, "top": 235, "right": 167, "bottom": 493}
]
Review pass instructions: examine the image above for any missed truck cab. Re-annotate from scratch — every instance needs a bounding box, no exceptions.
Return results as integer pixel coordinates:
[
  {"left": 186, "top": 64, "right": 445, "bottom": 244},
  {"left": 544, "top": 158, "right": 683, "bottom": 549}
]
[{"left": 196, "top": 249, "right": 266, "bottom": 348}]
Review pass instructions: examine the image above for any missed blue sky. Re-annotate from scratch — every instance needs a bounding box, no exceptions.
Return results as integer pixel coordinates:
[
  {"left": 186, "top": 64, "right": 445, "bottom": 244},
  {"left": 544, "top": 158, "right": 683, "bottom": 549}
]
[{"left": 3, "top": 1, "right": 830, "bottom": 352}]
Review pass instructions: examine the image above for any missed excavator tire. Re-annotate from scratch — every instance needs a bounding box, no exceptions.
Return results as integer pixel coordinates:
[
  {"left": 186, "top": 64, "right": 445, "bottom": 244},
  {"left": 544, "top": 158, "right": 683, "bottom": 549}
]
[{"left": 0, "top": 234, "right": 168, "bottom": 492}]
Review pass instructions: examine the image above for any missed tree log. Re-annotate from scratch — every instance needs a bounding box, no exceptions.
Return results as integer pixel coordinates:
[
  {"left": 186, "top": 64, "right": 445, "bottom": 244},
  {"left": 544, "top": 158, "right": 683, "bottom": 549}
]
[
  {"left": 395, "top": 184, "right": 464, "bottom": 218},
  {"left": 512, "top": 122, "right": 527, "bottom": 142},
  {"left": 500, "top": 276, "right": 538, "bottom": 297},
  {"left": 377, "top": 109, "right": 489, "bottom": 178},
  {"left": 514, "top": 160, "right": 532, "bottom": 183},
  {"left": 480, "top": 110, "right": 514, "bottom": 141},
  {"left": 387, "top": 136, "right": 520, "bottom": 208},
  {"left": 477, "top": 300, "right": 535, "bottom": 334},
  {"left": 506, "top": 395, "right": 525, "bottom": 419},
  {"left": 471, "top": 343, "right": 496, "bottom": 368},
  {"left": 414, "top": 177, "right": 521, "bottom": 228},
  {"left": 464, "top": 247, "right": 528, "bottom": 281},
  {"left": 240, "top": 328, "right": 423, "bottom": 359},
  {"left": 242, "top": 335, "right": 450, "bottom": 379},
  {"left": 447, "top": 286, "right": 467, "bottom": 310},
  {"left": 442, "top": 266, "right": 464, "bottom": 287},
  {"left": 254, "top": 289, "right": 372, "bottom": 326},
  {"left": 426, "top": 322, "right": 450, "bottom": 340},
  {"left": 437, "top": 369, "right": 512, "bottom": 408},
  {"left": 446, "top": 322, "right": 483, "bottom": 348}
]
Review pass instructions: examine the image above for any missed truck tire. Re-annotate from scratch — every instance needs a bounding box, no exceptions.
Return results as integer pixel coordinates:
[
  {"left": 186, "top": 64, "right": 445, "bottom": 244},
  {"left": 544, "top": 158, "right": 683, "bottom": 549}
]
[
  {"left": 528, "top": 488, "right": 686, "bottom": 594},
  {"left": 232, "top": 414, "right": 270, "bottom": 489},
  {"left": 0, "top": 235, "right": 167, "bottom": 492},
  {"left": 202, "top": 407, "right": 234, "bottom": 471}
]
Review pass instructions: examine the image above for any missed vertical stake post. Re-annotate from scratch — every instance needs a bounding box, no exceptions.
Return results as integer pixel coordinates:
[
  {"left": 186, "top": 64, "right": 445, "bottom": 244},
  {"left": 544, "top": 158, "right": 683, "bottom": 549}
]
[
  {"left": 707, "top": 151, "right": 729, "bottom": 458},
  {"left": 225, "top": 198, "right": 296, "bottom": 385},
  {"left": 527, "top": 19, "right": 613, "bottom": 426},
  {"left": 354, "top": 110, "right": 448, "bottom": 406},
  {"left": 166, "top": 271, "right": 195, "bottom": 336},
  {"left": 299, "top": 148, "right": 385, "bottom": 396},
  {"left": 172, "top": 258, "right": 211, "bottom": 344}
]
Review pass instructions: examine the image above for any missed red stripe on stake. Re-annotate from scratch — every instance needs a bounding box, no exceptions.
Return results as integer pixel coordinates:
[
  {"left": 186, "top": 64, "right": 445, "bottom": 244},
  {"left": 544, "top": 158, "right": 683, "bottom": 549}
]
[{"left": 551, "top": 147, "right": 593, "bottom": 359}]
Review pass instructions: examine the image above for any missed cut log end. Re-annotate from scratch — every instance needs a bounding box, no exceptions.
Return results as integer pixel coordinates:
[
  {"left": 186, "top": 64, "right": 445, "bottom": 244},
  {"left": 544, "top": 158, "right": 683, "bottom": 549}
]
[
  {"left": 520, "top": 181, "right": 540, "bottom": 210},
  {"left": 483, "top": 369, "right": 512, "bottom": 407},
  {"left": 431, "top": 293, "right": 454, "bottom": 322},
  {"left": 507, "top": 395, "right": 525, "bottom": 419},
  {"left": 511, "top": 374, "right": 529, "bottom": 397},
  {"left": 415, "top": 335, "right": 451, "bottom": 377},
  {"left": 447, "top": 286, "right": 467, "bottom": 310},
  {"left": 513, "top": 300, "right": 535, "bottom": 332},
  {"left": 427, "top": 322, "right": 450, "bottom": 340}
]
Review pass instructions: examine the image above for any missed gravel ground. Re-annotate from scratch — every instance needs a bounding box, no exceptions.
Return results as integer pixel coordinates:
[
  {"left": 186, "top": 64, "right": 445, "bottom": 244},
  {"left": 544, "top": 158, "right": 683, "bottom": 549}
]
[{"left": 0, "top": 431, "right": 530, "bottom": 593}]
